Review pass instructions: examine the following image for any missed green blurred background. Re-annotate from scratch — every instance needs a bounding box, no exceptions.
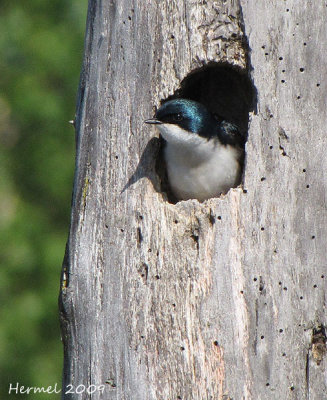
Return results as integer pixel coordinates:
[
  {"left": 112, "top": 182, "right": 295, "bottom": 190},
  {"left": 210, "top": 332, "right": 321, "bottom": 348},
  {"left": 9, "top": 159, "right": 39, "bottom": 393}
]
[{"left": 0, "top": 1, "right": 87, "bottom": 398}]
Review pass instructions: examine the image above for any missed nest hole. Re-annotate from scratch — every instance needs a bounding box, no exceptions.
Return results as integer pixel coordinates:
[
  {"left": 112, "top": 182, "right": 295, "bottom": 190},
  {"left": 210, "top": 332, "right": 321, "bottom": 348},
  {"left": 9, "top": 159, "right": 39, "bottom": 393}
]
[{"left": 155, "top": 62, "right": 256, "bottom": 203}]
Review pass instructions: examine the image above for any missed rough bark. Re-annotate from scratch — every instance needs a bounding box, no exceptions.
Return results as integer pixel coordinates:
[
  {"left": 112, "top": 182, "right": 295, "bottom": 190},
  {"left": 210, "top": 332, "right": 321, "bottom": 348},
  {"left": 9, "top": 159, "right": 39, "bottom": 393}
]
[{"left": 60, "top": 1, "right": 327, "bottom": 399}]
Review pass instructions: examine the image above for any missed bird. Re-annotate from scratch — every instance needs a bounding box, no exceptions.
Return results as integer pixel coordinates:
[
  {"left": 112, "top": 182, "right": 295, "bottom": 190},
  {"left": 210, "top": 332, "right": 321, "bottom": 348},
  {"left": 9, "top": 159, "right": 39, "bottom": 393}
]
[{"left": 145, "top": 99, "right": 245, "bottom": 202}]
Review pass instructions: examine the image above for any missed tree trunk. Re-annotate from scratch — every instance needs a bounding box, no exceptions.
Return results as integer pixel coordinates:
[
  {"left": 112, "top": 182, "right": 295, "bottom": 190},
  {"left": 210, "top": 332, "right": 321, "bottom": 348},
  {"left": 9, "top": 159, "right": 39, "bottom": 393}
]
[{"left": 60, "top": 1, "right": 327, "bottom": 399}]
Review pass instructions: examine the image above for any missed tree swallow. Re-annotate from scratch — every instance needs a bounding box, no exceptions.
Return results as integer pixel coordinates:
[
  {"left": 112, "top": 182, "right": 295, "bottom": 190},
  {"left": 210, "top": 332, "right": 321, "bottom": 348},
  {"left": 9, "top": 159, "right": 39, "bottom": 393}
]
[{"left": 145, "top": 99, "right": 245, "bottom": 202}]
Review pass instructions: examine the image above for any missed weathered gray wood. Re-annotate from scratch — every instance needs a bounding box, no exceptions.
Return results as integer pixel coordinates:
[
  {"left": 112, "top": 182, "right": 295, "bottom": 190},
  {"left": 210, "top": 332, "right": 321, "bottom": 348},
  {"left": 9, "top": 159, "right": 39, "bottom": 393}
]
[{"left": 60, "top": 1, "right": 327, "bottom": 399}]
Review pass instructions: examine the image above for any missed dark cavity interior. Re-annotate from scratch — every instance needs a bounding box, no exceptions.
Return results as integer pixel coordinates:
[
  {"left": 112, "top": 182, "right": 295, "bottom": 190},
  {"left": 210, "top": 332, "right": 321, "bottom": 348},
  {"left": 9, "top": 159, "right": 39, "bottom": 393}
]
[{"left": 171, "top": 63, "right": 256, "bottom": 134}]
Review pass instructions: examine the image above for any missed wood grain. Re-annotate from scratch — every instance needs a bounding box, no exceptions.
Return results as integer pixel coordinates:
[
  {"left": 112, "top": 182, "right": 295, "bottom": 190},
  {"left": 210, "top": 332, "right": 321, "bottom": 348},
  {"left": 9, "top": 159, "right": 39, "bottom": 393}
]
[{"left": 60, "top": 1, "right": 327, "bottom": 399}]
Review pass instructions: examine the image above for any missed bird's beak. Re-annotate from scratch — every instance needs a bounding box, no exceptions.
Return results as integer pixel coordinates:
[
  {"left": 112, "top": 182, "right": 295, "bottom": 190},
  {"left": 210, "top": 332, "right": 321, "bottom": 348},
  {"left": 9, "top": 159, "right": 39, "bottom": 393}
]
[{"left": 144, "top": 118, "right": 162, "bottom": 125}]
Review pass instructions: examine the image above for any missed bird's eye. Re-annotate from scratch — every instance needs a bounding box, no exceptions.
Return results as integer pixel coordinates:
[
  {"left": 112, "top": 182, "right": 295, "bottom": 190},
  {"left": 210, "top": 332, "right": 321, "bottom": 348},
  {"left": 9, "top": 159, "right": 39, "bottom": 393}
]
[{"left": 174, "top": 113, "right": 183, "bottom": 122}]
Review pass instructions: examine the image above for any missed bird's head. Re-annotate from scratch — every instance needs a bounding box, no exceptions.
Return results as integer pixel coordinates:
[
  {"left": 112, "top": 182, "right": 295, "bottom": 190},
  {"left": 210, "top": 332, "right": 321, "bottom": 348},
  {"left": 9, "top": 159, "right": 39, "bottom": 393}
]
[{"left": 145, "top": 99, "right": 217, "bottom": 146}]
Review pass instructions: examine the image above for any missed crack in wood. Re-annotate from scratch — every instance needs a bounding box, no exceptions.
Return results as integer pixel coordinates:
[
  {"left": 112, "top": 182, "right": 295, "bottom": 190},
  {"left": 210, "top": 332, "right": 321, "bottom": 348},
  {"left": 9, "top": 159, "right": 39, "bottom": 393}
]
[
  {"left": 253, "top": 299, "right": 259, "bottom": 355},
  {"left": 305, "top": 350, "right": 310, "bottom": 399},
  {"left": 137, "top": 227, "right": 143, "bottom": 246}
]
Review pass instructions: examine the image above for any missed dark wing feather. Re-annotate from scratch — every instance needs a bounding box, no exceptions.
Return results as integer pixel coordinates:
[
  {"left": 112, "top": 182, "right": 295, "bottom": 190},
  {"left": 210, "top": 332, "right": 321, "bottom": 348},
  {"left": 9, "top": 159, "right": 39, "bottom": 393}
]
[{"left": 218, "top": 120, "right": 246, "bottom": 148}]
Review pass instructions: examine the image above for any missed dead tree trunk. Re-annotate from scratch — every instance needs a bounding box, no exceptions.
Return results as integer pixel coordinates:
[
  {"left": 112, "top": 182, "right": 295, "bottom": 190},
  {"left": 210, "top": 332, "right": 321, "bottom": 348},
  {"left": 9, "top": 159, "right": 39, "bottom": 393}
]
[{"left": 60, "top": 1, "right": 327, "bottom": 399}]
